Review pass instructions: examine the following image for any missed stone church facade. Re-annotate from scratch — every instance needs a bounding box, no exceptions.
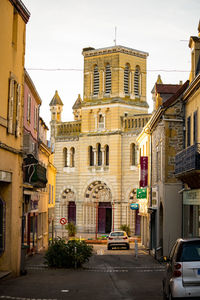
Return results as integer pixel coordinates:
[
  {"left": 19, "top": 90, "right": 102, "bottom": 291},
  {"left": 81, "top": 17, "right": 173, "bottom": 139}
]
[{"left": 50, "top": 45, "right": 151, "bottom": 237}]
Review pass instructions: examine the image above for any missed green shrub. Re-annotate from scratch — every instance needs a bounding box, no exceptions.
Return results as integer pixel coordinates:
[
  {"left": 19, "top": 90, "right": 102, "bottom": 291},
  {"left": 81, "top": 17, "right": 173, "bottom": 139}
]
[
  {"left": 120, "top": 224, "right": 131, "bottom": 237},
  {"left": 65, "top": 222, "right": 77, "bottom": 237},
  {"left": 44, "top": 237, "right": 93, "bottom": 268}
]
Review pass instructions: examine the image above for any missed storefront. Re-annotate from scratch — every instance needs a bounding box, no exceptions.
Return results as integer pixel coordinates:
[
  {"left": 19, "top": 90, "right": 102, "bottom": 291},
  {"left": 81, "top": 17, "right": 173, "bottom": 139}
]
[{"left": 183, "top": 189, "right": 200, "bottom": 237}]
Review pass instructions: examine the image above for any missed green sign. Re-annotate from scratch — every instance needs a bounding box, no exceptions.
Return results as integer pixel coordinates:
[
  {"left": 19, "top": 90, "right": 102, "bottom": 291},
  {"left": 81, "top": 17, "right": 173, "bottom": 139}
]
[{"left": 137, "top": 188, "right": 147, "bottom": 199}]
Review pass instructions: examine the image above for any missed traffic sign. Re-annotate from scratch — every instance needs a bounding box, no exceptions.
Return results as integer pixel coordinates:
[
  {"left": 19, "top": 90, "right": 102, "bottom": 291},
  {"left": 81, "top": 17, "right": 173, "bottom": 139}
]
[
  {"left": 60, "top": 217, "right": 67, "bottom": 225},
  {"left": 130, "top": 203, "right": 139, "bottom": 210}
]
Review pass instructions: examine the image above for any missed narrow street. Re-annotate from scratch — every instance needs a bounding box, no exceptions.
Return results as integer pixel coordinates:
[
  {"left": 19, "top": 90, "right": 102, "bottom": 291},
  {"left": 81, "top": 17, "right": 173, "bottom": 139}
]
[{"left": 0, "top": 245, "right": 165, "bottom": 300}]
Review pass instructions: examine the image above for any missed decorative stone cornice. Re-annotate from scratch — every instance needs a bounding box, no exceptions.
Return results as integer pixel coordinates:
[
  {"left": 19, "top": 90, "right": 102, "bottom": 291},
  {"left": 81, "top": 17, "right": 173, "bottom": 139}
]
[{"left": 82, "top": 45, "right": 149, "bottom": 59}]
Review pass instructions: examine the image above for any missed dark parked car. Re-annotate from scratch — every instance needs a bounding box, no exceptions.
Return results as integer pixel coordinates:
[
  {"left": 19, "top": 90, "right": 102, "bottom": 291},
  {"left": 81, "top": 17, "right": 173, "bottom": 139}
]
[{"left": 162, "top": 238, "right": 200, "bottom": 299}]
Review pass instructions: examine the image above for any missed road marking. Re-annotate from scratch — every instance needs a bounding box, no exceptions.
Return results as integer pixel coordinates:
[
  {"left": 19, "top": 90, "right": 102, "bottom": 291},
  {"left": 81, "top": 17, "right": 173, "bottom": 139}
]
[
  {"left": 0, "top": 297, "right": 57, "bottom": 300},
  {"left": 61, "top": 290, "right": 69, "bottom": 293}
]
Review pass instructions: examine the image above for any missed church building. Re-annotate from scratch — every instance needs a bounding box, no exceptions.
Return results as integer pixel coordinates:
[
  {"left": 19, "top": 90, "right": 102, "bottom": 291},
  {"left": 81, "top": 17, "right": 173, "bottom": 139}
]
[{"left": 50, "top": 45, "right": 151, "bottom": 238}]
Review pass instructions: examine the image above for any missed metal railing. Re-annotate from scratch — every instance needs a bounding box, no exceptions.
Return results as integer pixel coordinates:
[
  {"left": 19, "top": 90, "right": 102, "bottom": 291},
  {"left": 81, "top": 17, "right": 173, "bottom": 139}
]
[{"left": 175, "top": 143, "right": 200, "bottom": 175}]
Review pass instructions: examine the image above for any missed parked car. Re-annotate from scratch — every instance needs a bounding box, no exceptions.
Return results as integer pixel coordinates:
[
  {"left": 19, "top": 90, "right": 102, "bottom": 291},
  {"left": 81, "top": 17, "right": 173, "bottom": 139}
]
[
  {"left": 107, "top": 230, "right": 129, "bottom": 250},
  {"left": 162, "top": 238, "right": 200, "bottom": 299}
]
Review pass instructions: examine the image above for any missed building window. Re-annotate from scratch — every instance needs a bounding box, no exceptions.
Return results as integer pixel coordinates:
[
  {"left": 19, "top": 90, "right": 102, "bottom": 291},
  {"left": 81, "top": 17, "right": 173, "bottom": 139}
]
[
  {"left": 89, "top": 146, "right": 94, "bottom": 166},
  {"left": 34, "top": 106, "right": 38, "bottom": 130},
  {"left": 187, "top": 116, "right": 191, "bottom": 147},
  {"left": 134, "top": 66, "right": 141, "bottom": 97},
  {"left": 8, "top": 77, "right": 21, "bottom": 136},
  {"left": 93, "top": 65, "right": 99, "bottom": 96},
  {"left": 105, "top": 63, "right": 111, "bottom": 94},
  {"left": 98, "top": 113, "right": 105, "bottom": 129},
  {"left": 105, "top": 145, "right": 109, "bottom": 166},
  {"left": 0, "top": 198, "right": 5, "bottom": 256},
  {"left": 193, "top": 111, "right": 198, "bottom": 144},
  {"left": 27, "top": 94, "right": 31, "bottom": 122},
  {"left": 130, "top": 143, "right": 136, "bottom": 166},
  {"left": 97, "top": 143, "right": 102, "bottom": 166},
  {"left": 70, "top": 147, "right": 75, "bottom": 167},
  {"left": 124, "top": 64, "right": 130, "bottom": 95},
  {"left": 63, "top": 147, "right": 68, "bottom": 167},
  {"left": 49, "top": 184, "right": 51, "bottom": 204}
]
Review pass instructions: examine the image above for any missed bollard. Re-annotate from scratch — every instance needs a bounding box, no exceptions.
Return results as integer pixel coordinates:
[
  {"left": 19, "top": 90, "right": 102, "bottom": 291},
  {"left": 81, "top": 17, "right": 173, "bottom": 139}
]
[
  {"left": 135, "top": 239, "right": 138, "bottom": 259},
  {"left": 74, "top": 246, "right": 77, "bottom": 269}
]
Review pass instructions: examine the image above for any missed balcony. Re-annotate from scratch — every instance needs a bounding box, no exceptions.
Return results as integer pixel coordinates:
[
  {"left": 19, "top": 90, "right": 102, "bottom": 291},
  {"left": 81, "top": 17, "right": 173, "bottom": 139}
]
[
  {"left": 23, "top": 154, "right": 47, "bottom": 188},
  {"left": 56, "top": 121, "right": 81, "bottom": 137},
  {"left": 175, "top": 143, "right": 200, "bottom": 188}
]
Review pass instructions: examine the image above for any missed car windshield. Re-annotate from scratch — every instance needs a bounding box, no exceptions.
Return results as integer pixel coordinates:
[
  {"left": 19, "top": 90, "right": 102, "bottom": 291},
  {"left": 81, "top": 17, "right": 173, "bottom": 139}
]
[
  {"left": 181, "top": 241, "right": 200, "bottom": 262},
  {"left": 110, "top": 232, "right": 125, "bottom": 237}
]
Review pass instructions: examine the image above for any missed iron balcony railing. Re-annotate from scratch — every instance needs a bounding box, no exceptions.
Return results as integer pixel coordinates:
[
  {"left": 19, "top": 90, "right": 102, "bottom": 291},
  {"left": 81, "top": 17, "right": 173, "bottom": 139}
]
[{"left": 175, "top": 143, "right": 200, "bottom": 175}]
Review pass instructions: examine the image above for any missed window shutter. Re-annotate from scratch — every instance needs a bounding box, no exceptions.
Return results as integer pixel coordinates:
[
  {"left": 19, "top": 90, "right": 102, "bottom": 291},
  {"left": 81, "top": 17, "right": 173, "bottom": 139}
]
[
  {"left": 15, "top": 84, "right": 21, "bottom": 137},
  {"left": 105, "top": 64, "right": 111, "bottom": 94},
  {"left": 134, "top": 67, "right": 140, "bottom": 97},
  {"left": 93, "top": 65, "right": 99, "bottom": 95},
  {"left": 124, "top": 65, "right": 129, "bottom": 95},
  {"left": 8, "top": 79, "right": 15, "bottom": 134}
]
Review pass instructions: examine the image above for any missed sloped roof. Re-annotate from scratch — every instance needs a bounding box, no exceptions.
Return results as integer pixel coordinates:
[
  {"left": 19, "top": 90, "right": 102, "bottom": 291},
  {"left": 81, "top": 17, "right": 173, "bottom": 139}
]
[
  {"left": 156, "top": 84, "right": 181, "bottom": 94},
  {"left": 162, "top": 80, "right": 189, "bottom": 108},
  {"left": 49, "top": 90, "right": 63, "bottom": 106},
  {"left": 72, "top": 94, "right": 82, "bottom": 109}
]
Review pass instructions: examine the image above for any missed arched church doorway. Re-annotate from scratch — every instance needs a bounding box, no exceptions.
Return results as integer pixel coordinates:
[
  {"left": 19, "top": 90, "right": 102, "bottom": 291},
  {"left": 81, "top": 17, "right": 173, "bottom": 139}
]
[{"left": 85, "top": 180, "right": 112, "bottom": 234}]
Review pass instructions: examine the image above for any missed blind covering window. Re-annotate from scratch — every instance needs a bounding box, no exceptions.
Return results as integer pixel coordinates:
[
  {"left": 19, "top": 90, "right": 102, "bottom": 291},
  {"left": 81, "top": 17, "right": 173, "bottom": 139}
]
[
  {"left": 134, "top": 66, "right": 140, "bottom": 97},
  {"left": 93, "top": 65, "right": 99, "bottom": 95},
  {"left": 124, "top": 64, "right": 130, "bottom": 95},
  {"left": 105, "top": 64, "right": 111, "bottom": 94}
]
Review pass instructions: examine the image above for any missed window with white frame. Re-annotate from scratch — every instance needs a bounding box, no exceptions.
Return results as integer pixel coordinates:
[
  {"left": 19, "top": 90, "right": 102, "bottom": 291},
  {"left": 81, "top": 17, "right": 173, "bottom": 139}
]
[{"left": 98, "top": 113, "right": 105, "bottom": 129}]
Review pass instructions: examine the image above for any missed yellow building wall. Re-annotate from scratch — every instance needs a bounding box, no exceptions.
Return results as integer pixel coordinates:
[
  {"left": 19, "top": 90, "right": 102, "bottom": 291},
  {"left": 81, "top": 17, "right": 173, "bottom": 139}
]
[{"left": 0, "top": 0, "right": 29, "bottom": 275}]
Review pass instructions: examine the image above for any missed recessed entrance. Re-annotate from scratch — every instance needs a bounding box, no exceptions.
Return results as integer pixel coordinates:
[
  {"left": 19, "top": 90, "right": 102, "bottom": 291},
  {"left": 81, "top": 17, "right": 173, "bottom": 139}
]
[{"left": 98, "top": 202, "right": 112, "bottom": 233}]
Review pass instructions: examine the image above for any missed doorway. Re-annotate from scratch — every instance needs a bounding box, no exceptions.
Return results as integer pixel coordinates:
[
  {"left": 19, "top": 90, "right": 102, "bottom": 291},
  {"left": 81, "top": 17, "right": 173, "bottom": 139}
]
[{"left": 98, "top": 202, "right": 112, "bottom": 233}]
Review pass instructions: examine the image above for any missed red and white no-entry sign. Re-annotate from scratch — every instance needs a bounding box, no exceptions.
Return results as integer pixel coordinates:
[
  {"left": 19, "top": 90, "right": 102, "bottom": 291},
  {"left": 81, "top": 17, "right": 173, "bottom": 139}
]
[{"left": 60, "top": 217, "right": 67, "bottom": 225}]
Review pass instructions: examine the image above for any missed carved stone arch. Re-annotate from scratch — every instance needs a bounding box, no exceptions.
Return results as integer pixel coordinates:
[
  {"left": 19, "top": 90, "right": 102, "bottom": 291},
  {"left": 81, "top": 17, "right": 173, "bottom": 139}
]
[
  {"left": 125, "top": 185, "right": 138, "bottom": 203},
  {"left": 58, "top": 185, "right": 78, "bottom": 204},
  {"left": 81, "top": 176, "right": 115, "bottom": 203}
]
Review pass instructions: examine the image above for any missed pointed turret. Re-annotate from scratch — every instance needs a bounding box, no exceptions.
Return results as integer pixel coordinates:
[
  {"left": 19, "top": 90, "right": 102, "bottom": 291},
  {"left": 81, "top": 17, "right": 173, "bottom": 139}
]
[
  {"left": 49, "top": 90, "right": 64, "bottom": 149},
  {"left": 72, "top": 94, "right": 82, "bottom": 121}
]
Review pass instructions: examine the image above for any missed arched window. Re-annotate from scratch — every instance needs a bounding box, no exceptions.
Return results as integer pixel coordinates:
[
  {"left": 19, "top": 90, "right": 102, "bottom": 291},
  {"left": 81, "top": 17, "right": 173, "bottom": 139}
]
[
  {"left": 70, "top": 147, "right": 75, "bottom": 167},
  {"left": 134, "top": 66, "right": 141, "bottom": 98},
  {"left": 98, "top": 113, "right": 104, "bottom": 129},
  {"left": 89, "top": 146, "right": 94, "bottom": 166},
  {"left": 105, "top": 63, "right": 111, "bottom": 94},
  {"left": 93, "top": 65, "right": 99, "bottom": 96},
  {"left": 124, "top": 64, "right": 130, "bottom": 95},
  {"left": 97, "top": 143, "right": 102, "bottom": 166},
  {"left": 105, "top": 145, "right": 109, "bottom": 166},
  {"left": 0, "top": 198, "right": 5, "bottom": 255},
  {"left": 130, "top": 143, "right": 136, "bottom": 166},
  {"left": 63, "top": 147, "right": 68, "bottom": 167}
]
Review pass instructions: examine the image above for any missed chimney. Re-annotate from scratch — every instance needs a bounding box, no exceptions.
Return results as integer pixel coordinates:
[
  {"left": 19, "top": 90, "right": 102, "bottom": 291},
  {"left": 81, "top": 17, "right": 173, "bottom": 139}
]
[{"left": 189, "top": 21, "right": 200, "bottom": 82}]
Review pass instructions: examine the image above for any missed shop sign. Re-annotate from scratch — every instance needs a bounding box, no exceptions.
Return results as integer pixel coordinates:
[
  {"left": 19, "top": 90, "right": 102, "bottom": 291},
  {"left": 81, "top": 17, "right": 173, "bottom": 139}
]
[
  {"left": 140, "top": 156, "right": 148, "bottom": 187},
  {"left": 130, "top": 203, "right": 139, "bottom": 210},
  {"left": 139, "top": 198, "right": 148, "bottom": 215},
  {"left": 183, "top": 189, "right": 200, "bottom": 205},
  {"left": 137, "top": 188, "right": 147, "bottom": 199}
]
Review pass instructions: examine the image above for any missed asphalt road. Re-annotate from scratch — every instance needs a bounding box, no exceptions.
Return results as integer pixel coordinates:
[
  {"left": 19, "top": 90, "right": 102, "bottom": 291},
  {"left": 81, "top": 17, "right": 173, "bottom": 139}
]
[{"left": 0, "top": 244, "right": 165, "bottom": 300}]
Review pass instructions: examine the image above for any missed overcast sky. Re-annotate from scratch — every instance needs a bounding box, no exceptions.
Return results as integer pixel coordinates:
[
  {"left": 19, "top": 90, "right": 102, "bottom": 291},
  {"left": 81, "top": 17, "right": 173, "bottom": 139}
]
[{"left": 22, "top": 0, "right": 200, "bottom": 134}]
